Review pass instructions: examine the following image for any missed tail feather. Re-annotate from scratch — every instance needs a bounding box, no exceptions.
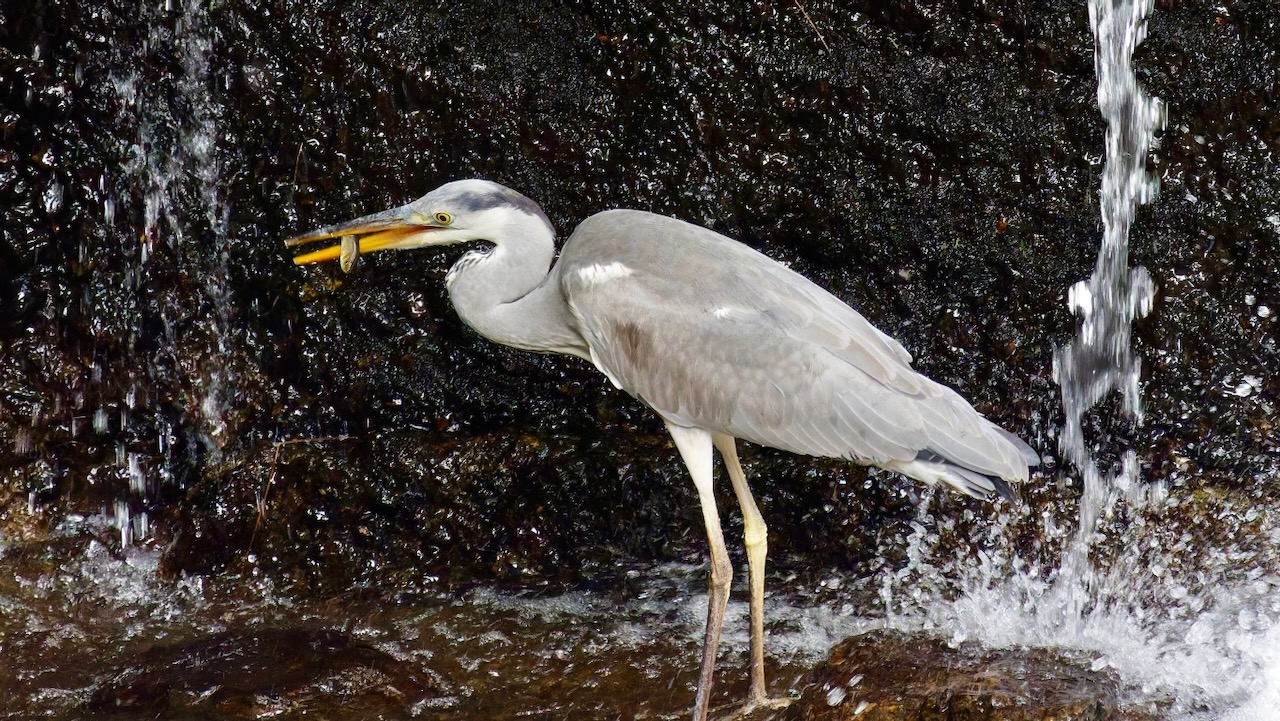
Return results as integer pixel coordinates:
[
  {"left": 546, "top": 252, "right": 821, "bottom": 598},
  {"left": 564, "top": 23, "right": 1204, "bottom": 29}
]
[
  {"left": 990, "top": 426, "right": 1041, "bottom": 466},
  {"left": 887, "top": 452, "right": 1021, "bottom": 503}
]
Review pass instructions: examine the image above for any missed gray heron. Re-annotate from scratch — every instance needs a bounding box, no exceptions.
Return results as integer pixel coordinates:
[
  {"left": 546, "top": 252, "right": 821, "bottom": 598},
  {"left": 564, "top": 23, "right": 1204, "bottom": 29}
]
[{"left": 286, "top": 178, "right": 1037, "bottom": 721}]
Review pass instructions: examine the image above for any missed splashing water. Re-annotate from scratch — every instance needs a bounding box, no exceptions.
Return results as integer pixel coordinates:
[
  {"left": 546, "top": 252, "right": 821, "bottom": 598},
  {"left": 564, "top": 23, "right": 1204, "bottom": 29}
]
[
  {"left": 873, "top": 3, "right": 1280, "bottom": 718},
  {"left": 819, "top": 3, "right": 1280, "bottom": 719}
]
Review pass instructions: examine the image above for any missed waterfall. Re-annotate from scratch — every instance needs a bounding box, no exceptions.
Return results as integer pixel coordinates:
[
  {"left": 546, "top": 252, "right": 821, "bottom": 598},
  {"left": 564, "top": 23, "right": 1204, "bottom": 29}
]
[
  {"left": 105, "top": 0, "right": 231, "bottom": 546},
  {"left": 1051, "top": 0, "right": 1162, "bottom": 621}
]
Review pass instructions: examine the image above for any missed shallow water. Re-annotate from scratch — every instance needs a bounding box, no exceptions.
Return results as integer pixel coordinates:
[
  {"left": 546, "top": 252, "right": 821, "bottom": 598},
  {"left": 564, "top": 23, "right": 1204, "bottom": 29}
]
[
  {"left": 4, "top": 492, "right": 1278, "bottom": 719},
  {"left": 1, "top": 519, "right": 814, "bottom": 719}
]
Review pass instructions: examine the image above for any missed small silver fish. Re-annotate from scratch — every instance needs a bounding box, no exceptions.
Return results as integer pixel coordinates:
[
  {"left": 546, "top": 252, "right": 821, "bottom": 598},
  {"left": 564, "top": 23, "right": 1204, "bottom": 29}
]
[{"left": 339, "top": 235, "right": 359, "bottom": 273}]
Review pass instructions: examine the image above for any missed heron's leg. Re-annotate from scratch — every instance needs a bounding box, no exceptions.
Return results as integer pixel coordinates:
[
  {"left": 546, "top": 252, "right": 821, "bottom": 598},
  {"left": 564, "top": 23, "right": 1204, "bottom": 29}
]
[
  {"left": 713, "top": 434, "right": 791, "bottom": 716},
  {"left": 667, "top": 423, "right": 730, "bottom": 721},
  {"left": 711, "top": 434, "right": 767, "bottom": 702}
]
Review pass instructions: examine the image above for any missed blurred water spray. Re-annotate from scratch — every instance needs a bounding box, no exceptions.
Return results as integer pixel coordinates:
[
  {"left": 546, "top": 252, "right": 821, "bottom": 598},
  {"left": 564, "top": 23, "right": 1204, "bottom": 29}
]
[{"left": 105, "top": 0, "right": 232, "bottom": 545}]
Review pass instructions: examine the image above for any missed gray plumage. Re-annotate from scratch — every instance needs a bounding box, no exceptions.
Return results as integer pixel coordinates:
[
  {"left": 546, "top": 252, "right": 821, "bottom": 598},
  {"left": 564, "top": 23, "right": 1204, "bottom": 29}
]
[
  {"left": 559, "top": 209, "right": 1033, "bottom": 497},
  {"left": 286, "top": 178, "right": 1038, "bottom": 721}
]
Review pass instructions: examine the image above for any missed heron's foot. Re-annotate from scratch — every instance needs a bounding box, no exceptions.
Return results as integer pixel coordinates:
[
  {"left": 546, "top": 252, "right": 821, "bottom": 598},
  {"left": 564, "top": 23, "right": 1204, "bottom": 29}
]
[{"left": 720, "top": 695, "right": 794, "bottom": 720}]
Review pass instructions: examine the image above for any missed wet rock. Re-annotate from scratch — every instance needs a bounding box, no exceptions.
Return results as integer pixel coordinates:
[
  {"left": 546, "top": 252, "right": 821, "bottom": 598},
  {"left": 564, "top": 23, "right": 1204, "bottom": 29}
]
[
  {"left": 789, "top": 630, "right": 1125, "bottom": 721},
  {"left": 0, "top": 0, "right": 1276, "bottom": 600},
  {"left": 87, "top": 627, "right": 442, "bottom": 716},
  {"left": 158, "top": 427, "right": 708, "bottom": 591}
]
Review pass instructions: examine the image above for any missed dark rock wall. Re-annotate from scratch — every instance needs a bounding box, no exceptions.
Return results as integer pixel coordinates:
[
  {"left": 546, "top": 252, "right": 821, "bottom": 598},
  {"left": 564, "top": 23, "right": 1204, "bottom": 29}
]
[{"left": 1, "top": 0, "right": 1275, "bottom": 589}]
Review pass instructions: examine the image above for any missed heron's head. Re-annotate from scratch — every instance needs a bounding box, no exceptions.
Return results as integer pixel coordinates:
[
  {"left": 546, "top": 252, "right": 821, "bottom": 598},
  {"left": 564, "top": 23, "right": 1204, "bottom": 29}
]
[{"left": 286, "top": 179, "right": 551, "bottom": 266}]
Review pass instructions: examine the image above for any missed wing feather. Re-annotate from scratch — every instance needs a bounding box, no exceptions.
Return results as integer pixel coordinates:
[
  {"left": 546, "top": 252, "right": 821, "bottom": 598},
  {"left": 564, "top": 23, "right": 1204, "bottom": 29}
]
[{"left": 557, "top": 209, "right": 1033, "bottom": 489}]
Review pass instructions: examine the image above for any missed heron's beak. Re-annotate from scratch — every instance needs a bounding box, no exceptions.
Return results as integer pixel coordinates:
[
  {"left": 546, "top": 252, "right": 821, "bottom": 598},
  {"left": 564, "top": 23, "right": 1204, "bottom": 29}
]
[{"left": 285, "top": 206, "right": 440, "bottom": 265}]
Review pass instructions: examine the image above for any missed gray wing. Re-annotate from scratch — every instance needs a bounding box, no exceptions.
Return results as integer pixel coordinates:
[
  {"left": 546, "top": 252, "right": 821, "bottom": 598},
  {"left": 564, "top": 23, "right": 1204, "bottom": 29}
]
[{"left": 558, "top": 210, "right": 1032, "bottom": 486}]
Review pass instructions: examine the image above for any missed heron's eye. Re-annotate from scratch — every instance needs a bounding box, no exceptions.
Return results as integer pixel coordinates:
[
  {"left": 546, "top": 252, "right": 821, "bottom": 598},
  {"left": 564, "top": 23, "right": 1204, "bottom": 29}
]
[{"left": 434, "top": 211, "right": 453, "bottom": 225}]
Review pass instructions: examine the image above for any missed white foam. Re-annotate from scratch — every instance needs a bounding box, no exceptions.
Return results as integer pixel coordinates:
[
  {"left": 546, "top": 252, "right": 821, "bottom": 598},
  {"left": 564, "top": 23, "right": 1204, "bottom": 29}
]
[{"left": 1219, "top": 624, "right": 1280, "bottom": 721}]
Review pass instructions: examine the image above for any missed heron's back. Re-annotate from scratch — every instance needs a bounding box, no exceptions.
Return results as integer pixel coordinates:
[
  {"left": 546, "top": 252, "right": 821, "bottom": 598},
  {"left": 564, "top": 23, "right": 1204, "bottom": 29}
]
[{"left": 556, "top": 209, "right": 1032, "bottom": 487}]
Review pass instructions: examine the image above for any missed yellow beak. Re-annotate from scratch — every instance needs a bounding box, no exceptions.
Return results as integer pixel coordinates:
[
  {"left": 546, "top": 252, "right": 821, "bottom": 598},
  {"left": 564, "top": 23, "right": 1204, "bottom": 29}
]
[{"left": 285, "top": 207, "right": 436, "bottom": 265}]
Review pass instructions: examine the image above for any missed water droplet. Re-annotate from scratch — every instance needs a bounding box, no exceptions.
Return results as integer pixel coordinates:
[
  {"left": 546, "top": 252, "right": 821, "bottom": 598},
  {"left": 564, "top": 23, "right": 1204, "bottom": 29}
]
[
  {"left": 114, "top": 499, "right": 132, "bottom": 547},
  {"left": 1067, "top": 281, "right": 1093, "bottom": 317},
  {"left": 43, "top": 181, "right": 64, "bottom": 213}
]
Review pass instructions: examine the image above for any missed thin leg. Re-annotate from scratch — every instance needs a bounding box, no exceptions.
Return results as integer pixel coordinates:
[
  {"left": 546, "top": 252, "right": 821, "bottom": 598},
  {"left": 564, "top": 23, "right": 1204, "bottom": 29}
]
[
  {"left": 714, "top": 433, "right": 792, "bottom": 716},
  {"left": 667, "top": 423, "right": 731, "bottom": 721}
]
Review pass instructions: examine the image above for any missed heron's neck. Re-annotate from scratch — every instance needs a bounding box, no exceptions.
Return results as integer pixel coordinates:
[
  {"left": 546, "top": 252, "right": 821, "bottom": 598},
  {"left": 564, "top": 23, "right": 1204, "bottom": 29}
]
[{"left": 446, "top": 215, "right": 588, "bottom": 359}]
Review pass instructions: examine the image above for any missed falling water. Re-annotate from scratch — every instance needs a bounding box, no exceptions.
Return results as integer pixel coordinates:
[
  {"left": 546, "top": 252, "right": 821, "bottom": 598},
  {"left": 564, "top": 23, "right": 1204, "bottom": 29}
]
[
  {"left": 887, "top": 0, "right": 1167, "bottom": 641},
  {"left": 103, "top": 0, "right": 232, "bottom": 546},
  {"left": 1051, "top": 0, "right": 1161, "bottom": 619}
]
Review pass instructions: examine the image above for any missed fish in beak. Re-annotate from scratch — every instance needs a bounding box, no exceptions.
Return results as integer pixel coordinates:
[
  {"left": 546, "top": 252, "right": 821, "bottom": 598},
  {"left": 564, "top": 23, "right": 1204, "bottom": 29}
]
[{"left": 285, "top": 205, "right": 443, "bottom": 270}]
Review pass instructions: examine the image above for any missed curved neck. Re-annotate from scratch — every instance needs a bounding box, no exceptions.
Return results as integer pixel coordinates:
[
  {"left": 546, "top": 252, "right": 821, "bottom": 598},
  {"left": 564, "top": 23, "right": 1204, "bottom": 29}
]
[{"left": 445, "top": 214, "right": 588, "bottom": 358}]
